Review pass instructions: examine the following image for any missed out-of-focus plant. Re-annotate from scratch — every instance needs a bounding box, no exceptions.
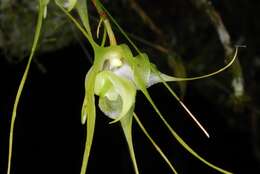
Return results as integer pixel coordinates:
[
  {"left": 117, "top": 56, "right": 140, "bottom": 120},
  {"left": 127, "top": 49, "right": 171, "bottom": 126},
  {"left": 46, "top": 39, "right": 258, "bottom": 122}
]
[{"left": 0, "top": 0, "right": 75, "bottom": 63}]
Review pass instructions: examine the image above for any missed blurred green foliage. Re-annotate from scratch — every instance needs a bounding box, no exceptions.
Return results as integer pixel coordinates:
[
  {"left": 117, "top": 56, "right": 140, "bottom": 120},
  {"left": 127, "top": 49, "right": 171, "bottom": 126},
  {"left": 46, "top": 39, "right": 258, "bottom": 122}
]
[{"left": 0, "top": 0, "right": 75, "bottom": 63}]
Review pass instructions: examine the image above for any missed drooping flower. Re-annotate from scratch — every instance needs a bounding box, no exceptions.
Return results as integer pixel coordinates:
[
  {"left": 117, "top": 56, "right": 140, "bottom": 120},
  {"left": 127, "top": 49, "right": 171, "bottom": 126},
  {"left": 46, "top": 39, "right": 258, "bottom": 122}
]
[
  {"left": 80, "top": 42, "right": 237, "bottom": 174},
  {"left": 7, "top": 1, "right": 238, "bottom": 174}
]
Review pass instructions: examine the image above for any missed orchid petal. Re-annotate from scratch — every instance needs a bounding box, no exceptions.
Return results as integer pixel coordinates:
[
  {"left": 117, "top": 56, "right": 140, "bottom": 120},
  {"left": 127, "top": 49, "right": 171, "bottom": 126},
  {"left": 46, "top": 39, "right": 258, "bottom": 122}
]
[
  {"left": 120, "top": 107, "right": 139, "bottom": 174},
  {"left": 94, "top": 71, "right": 136, "bottom": 122}
]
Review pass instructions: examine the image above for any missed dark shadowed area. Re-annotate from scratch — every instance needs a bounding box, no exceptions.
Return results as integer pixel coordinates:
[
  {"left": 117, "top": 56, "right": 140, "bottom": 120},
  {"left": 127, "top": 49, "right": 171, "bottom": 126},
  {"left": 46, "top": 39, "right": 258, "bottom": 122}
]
[{"left": 0, "top": 0, "right": 260, "bottom": 174}]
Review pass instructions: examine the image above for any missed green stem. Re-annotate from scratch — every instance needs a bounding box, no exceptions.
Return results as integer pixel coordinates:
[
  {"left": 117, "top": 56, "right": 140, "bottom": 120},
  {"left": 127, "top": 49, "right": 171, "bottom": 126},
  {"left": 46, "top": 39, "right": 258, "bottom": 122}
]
[
  {"left": 101, "top": 25, "right": 107, "bottom": 46},
  {"left": 133, "top": 113, "right": 178, "bottom": 174},
  {"left": 92, "top": 0, "right": 117, "bottom": 45},
  {"left": 76, "top": 0, "right": 93, "bottom": 38},
  {"left": 7, "top": 1, "right": 45, "bottom": 174},
  {"left": 57, "top": 2, "right": 98, "bottom": 49}
]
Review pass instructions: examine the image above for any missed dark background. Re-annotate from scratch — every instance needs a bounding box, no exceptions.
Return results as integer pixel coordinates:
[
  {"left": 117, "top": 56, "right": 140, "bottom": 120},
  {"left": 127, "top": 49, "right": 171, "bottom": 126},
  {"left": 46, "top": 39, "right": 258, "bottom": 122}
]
[{"left": 1, "top": 0, "right": 260, "bottom": 174}]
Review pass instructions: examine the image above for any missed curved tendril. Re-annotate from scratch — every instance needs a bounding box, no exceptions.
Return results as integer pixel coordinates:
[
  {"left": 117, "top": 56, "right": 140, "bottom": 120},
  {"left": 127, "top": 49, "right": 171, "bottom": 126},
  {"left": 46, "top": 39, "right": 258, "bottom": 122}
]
[
  {"left": 7, "top": 1, "right": 45, "bottom": 174},
  {"left": 157, "top": 47, "right": 238, "bottom": 82},
  {"left": 101, "top": 26, "right": 107, "bottom": 47},
  {"left": 96, "top": 18, "right": 103, "bottom": 39},
  {"left": 133, "top": 113, "right": 178, "bottom": 174}
]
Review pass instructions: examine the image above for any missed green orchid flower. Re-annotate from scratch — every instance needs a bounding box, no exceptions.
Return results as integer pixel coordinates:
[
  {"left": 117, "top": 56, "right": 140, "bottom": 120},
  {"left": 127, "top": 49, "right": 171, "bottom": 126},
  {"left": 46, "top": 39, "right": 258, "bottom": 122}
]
[
  {"left": 69, "top": 1, "right": 238, "bottom": 173},
  {"left": 78, "top": 41, "right": 237, "bottom": 174},
  {"left": 7, "top": 1, "right": 239, "bottom": 174}
]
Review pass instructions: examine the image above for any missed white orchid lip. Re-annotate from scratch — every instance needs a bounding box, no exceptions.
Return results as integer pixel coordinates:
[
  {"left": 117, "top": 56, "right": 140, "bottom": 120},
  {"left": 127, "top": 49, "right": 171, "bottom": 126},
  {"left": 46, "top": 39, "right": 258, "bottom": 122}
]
[{"left": 113, "top": 63, "right": 135, "bottom": 83}]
